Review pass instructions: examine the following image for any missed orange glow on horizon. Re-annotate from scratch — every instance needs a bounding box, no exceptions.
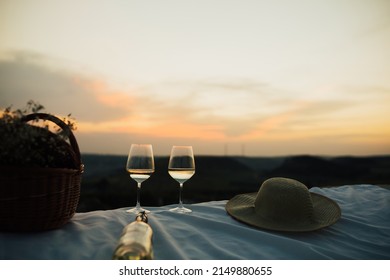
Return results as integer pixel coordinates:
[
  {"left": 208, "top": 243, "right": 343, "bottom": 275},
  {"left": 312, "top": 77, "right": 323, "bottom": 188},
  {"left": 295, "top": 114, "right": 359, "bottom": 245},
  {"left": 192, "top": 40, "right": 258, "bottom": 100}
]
[
  {"left": 67, "top": 76, "right": 390, "bottom": 154},
  {"left": 73, "top": 78, "right": 136, "bottom": 109},
  {"left": 78, "top": 116, "right": 226, "bottom": 140}
]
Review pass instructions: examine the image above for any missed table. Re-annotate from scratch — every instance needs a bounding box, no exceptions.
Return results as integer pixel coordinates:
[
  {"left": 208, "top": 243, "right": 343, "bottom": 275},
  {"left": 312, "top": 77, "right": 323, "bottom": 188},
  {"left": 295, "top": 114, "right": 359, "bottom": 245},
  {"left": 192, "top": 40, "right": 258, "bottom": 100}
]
[{"left": 0, "top": 185, "right": 389, "bottom": 259}]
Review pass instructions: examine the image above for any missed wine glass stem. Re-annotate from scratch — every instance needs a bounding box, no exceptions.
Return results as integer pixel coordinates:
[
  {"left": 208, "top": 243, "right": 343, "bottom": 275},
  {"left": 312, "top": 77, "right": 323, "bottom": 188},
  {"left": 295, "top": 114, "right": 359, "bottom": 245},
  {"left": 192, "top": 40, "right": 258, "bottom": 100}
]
[
  {"left": 179, "top": 183, "right": 184, "bottom": 209},
  {"left": 136, "top": 182, "right": 141, "bottom": 211}
]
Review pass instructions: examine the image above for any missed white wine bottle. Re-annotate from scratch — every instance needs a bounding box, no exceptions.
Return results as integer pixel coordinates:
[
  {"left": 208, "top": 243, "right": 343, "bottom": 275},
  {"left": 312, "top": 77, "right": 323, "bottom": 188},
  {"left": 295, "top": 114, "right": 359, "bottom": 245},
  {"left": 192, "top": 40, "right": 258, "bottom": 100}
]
[{"left": 113, "top": 211, "right": 153, "bottom": 260}]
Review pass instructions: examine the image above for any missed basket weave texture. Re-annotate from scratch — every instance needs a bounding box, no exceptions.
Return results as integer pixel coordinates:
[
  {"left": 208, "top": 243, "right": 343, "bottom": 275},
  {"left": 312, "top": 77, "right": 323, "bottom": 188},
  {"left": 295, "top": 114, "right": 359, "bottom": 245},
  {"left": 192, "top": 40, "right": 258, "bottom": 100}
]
[{"left": 0, "top": 113, "right": 83, "bottom": 232}]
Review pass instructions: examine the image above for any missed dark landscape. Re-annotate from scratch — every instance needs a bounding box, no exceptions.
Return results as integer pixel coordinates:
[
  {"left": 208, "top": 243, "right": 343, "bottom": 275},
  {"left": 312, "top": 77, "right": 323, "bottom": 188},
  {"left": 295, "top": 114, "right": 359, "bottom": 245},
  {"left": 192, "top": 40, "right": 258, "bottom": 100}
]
[{"left": 77, "top": 154, "right": 390, "bottom": 212}]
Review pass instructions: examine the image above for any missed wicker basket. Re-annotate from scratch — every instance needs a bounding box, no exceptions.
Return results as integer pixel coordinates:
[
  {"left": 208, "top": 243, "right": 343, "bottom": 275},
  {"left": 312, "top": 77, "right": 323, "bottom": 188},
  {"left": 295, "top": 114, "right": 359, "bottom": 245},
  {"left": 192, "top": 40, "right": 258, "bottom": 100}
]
[{"left": 0, "top": 113, "right": 83, "bottom": 232}]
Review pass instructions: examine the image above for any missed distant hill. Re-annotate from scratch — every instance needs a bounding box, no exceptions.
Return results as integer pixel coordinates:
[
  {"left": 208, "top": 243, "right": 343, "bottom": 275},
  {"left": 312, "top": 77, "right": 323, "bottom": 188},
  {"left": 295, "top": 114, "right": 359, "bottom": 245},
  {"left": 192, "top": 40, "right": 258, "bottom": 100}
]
[
  {"left": 262, "top": 155, "right": 390, "bottom": 188},
  {"left": 77, "top": 154, "right": 390, "bottom": 212}
]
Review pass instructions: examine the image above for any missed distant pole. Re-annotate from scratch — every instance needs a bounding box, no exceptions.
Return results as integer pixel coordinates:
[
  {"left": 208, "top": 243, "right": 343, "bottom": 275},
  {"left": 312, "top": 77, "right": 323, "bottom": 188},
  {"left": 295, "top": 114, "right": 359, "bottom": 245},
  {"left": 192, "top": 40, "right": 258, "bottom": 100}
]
[
  {"left": 224, "top": 143, "right": 228, "bottom": 156},
  {"left": 241, "top": 143, "right": 245, "bottom": 157}
]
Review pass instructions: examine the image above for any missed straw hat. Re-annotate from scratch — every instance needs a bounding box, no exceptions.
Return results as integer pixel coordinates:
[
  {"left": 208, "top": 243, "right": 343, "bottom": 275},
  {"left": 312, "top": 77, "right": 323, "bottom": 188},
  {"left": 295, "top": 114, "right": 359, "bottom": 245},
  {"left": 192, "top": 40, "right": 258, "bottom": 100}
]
[{"left": 225, "top": 177, "right": 341, "bottom": 232}]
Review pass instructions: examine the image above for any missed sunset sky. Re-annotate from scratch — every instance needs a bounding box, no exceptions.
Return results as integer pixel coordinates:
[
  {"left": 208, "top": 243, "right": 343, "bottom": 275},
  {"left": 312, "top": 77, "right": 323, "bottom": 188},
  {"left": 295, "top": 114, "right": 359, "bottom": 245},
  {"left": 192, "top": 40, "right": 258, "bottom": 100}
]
[{"left": 1, "top": 0, "right": 389, "bottom": 156}]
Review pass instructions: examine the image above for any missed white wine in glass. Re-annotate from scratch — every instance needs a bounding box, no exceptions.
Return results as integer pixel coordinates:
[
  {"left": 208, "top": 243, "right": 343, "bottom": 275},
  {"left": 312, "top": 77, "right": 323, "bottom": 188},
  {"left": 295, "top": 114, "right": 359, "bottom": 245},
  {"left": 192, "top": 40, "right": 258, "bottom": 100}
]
[
  {"left": 126, "top": 144, "right": 155, "bottom": 214},
  {"left": 168, "top": 146, "right": 195, "bottom": 213}
]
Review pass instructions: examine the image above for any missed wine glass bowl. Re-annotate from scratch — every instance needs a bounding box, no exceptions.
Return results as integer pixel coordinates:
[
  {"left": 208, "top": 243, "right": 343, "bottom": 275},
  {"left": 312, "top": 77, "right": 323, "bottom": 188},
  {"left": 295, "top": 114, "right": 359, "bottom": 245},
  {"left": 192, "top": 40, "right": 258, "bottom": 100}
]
[
  {"left": 168, "top": 146, "right": 195, "bottom": 213},
  {"left": 126, "top": 144, "right": 155, "bottom": 214}
]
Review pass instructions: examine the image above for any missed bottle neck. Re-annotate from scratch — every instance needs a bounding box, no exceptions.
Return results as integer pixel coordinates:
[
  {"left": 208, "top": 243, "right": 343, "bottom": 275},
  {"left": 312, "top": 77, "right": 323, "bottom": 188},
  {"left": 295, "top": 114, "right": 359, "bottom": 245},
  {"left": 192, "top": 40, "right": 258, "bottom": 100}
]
[{"left": 136, "top": 211, "right": 148, "bottom": 223}]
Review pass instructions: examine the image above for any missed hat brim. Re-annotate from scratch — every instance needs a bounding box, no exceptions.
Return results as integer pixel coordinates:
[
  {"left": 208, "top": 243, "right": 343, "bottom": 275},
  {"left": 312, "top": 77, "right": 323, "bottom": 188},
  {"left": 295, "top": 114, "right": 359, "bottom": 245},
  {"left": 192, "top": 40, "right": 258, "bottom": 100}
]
[{"left": 225, "top": 192, "right": 341, "bottom": 232}]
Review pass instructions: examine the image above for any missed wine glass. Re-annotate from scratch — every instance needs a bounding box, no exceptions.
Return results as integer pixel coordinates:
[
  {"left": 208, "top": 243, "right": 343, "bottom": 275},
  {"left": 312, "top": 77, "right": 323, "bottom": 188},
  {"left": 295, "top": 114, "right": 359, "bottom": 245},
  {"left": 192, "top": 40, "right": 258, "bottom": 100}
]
[
  {"left": 126, "top": 144, "right": 155, "bottom": 214},
  {"left": 168, "top": 146, "right": 195, "bottom": 213}
]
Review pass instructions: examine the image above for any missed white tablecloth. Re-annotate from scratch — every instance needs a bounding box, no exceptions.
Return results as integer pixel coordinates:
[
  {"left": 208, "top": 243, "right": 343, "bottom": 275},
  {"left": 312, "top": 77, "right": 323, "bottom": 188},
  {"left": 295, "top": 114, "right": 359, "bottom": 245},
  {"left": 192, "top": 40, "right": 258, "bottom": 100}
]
[{"left": 0, "top": 185, "right": 389, "bottom": 260}]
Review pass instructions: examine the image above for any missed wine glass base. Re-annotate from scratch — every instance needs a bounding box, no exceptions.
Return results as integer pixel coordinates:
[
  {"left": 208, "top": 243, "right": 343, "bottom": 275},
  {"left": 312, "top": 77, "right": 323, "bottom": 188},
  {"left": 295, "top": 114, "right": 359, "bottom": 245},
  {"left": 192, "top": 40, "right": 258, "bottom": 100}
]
[
  {"left": 126, "top": 207, "right": 150, "bottom": 214},
  {"left": 169, "top": 206, "right": 192, "bottom": 213}
]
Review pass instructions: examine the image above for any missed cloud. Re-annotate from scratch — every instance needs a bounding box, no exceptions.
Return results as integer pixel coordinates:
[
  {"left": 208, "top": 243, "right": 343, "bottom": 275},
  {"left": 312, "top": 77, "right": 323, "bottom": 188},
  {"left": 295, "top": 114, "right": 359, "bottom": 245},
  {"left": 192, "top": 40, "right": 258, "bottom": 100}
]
[
  {"left": 0, "top": 51, "right": 229, "bottom": 141},
  {"left": 148, "top": 79, "right": 369, "bottom": 142},
  {"left": 140, "top": 78, "right": 303, "bottom": 137},
  {"left": 1, "top": 51, "right": 364, "bottom": 143},
  {"left": 1, "top": 50, "right": 389, "bottom": 157},
  {"left": 0, "top": 51, "right": 131, "bottom": 121}
]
